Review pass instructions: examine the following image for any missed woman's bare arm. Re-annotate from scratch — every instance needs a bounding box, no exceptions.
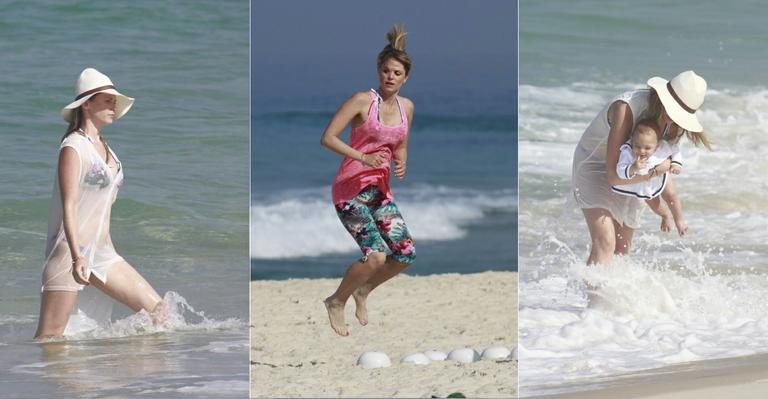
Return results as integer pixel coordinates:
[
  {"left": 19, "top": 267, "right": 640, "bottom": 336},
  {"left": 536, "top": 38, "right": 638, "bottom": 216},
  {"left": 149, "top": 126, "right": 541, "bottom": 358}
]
[
  {"left": 320, "top": 92, "right": 386, "bottom": 168},
  {"left": 58, "top": 147, "right": 89, "bottom": 284}
]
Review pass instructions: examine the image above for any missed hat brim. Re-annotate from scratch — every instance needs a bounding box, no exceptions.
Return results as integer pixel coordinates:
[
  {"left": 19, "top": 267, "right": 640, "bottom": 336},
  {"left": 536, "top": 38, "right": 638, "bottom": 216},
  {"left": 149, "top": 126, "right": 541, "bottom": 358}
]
[
  {"left": 60, "top": 88, "right": 134, "bottom": 123},
  {"left": 647, "top": 76, "right": 703, "bottom": 132}
]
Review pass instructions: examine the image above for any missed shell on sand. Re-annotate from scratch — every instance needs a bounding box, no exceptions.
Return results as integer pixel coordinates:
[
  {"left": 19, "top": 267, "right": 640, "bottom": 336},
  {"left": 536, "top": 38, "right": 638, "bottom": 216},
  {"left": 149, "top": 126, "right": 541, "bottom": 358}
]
[
  {"left": 448, "top": 347, "right": 480, "bottom": 363},
  {"left": 357, "top": 351, "right": 392, "bottom": 369},
  {"left": 481, "top": 346, "right": 512, "bottom": 360},
  {"left": 423, "top": 350, "right": 448, "bottom": 361},
  {"left": 401, "top": 353, "right": 431, "bottom": 365}
]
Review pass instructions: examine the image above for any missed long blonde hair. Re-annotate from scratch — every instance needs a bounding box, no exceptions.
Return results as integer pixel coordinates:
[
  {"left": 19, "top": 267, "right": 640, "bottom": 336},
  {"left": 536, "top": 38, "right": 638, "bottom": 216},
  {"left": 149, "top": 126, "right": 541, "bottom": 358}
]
[
  {"left": 641, "top": 89, "right": 713, "bottom": 150},
  {"left": 376, "top": 24, "right": 412, "bottom": 75}
]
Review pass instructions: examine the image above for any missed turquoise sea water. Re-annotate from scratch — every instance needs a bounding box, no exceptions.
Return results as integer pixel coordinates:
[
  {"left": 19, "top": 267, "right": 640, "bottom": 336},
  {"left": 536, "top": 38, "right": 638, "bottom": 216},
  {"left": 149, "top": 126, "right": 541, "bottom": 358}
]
[
  {"left": 519, "top": 1, "right": 768, "bottom": 396},
  {"left": 0, "top": 1, "right": 249, "bottom": 397}
]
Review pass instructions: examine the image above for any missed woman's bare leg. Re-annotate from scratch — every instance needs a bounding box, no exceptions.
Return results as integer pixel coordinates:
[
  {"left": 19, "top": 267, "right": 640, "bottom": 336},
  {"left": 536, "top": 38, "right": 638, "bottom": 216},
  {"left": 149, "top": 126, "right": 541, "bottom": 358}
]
[
  {"left": 614, "top": 222, "right": 635, "bottom": 256},
  {"left": 324, "top": 252, "right": 387, "bottom": 336},
  {"left": 352, "top": 257, "right": 409, "bottom": 326},
  {"left": 35, "top": 291, "right": 78, "bottom": 339},
  {"left": 582, "top": 208, "right": 617, "bottom": 266},
  {"left": 90, "top": 260, "right": 164, "bottom": 320}
]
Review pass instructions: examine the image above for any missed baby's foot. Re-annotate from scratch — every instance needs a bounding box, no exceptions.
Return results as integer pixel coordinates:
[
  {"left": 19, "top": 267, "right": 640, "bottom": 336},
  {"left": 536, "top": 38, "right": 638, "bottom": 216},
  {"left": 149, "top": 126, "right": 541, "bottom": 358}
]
[
  {"left": 660, "top": 215, "right": 673, "bottom": 232},
  {"left": 675, "top": 219, "right": 688, "bottom": 236}
]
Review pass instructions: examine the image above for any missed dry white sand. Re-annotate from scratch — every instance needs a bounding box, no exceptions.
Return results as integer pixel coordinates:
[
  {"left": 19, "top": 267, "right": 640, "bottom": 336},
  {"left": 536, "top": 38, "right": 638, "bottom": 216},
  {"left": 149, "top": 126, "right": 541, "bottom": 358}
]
[
  {"left": 528, "top": 352, "right": 768, "bottom": 399},
  {"left": 250, "top": 271, "right": 517, "bottom": 398}
]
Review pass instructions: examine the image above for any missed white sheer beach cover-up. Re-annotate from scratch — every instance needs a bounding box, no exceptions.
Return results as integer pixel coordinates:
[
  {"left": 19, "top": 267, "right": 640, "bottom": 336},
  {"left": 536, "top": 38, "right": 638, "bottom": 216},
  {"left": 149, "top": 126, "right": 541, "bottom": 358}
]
[
  {"left": 41, "top": 134, "right": 126, "bottom": 332},
  {"left": 571, "top": 89, "right": 651, "bottom": 228}
]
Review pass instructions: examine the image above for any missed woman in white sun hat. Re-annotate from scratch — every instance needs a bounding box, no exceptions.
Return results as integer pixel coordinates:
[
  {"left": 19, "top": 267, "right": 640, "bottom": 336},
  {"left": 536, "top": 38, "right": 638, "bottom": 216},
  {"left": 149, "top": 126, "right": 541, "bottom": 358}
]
[
  {"left": 572, "top": 70, "right": 712, "bottom": 266},
  {"left": 35, "top": 68, "right": 165, "bottom": 339}
]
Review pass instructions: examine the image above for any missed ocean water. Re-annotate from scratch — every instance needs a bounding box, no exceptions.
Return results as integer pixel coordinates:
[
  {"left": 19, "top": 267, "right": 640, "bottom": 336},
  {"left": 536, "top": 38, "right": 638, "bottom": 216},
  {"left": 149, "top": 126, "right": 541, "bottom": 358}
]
[
  {"left": 251, "top": 90, "right": 517, "bottom": 279},
  {"left": 519, "top": 1, "right": 768, "bottom": 396},
  {"left": 0, "top": 1, "right": 249, "bottom": 398}
]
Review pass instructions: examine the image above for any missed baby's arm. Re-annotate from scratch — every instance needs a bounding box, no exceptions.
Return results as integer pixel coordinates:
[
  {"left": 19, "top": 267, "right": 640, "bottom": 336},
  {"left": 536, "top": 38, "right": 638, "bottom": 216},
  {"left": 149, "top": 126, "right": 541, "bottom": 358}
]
[{"left": 616, "top": 145, "right": 643, "bottom": 179}]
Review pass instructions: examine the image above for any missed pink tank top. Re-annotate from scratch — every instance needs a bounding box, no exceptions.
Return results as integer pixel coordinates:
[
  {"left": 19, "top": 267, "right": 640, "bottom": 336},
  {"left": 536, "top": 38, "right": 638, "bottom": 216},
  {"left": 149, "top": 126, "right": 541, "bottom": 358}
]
[{"left": 332, "top": 89, "right": 409, "bottom": 205}]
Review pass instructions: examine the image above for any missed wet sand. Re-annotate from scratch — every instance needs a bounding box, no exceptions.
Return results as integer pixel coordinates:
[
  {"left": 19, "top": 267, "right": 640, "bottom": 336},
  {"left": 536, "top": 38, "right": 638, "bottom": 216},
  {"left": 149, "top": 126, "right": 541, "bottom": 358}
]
[{"left": 527, "top": 352, "right": 768, "bottom": 399}]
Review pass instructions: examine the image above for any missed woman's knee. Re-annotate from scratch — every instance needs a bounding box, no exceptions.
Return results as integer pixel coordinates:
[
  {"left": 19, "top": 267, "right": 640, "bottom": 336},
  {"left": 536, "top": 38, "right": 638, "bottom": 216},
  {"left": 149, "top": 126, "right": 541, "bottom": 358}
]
[
  {"left": 365, "top": 251, "right": 388, "bottom": 267},
  {"left": 591, "top": 234, "right": 615, "bottom": 254}
]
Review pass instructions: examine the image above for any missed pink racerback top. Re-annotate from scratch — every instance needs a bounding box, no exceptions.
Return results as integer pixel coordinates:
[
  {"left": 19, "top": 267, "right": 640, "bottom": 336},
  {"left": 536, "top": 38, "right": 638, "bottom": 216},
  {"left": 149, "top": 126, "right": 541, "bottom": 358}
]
[{"left": 332, "top": 89, "right": 409, "bottom": 205}]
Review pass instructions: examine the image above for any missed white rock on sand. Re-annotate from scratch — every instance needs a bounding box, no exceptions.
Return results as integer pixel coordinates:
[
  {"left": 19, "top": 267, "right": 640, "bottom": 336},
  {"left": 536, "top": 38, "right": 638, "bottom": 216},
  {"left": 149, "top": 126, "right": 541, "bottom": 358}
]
[
  {"left": 481, "top": 346, "right": 512, "bottom": 360},
  {"left": 401, "top": 353, "right": 431, "bottom": 365},
  {"left": 448, "top": 347, "right": 481, "bottom": 363},
  {"left": 357, "top": 351, "right": 391, "bottom": 369}
]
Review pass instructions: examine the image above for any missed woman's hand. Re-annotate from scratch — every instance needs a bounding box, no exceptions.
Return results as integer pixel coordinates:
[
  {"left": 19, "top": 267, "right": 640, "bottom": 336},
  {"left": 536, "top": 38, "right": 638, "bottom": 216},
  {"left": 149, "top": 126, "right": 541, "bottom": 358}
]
[
  {"left": 653, "top": 158, "right": 673, "bottom": 175},
  {"left": 361, "top": 150, "right": 387, "bottom": 168},
  {"left": 72, "top": 256, "right": 90, "bottom": 285},
  {"left": 393, "top": 159, "right": 407, "bottom": 179}
]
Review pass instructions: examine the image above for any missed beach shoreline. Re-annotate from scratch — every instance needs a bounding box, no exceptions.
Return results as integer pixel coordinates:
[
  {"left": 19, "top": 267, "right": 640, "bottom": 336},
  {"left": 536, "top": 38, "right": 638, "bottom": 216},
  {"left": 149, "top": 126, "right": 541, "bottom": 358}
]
[
  {"left": 524, "top": 352, "right": 768, "bottom": 399},
  {"left": 250, "top": 271, "right": 517, "bottom": 398}
]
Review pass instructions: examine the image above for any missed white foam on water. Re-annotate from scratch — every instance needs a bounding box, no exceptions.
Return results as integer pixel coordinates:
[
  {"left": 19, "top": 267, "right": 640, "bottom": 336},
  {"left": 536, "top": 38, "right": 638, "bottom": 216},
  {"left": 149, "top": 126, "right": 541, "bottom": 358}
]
[
  {"left": 198, "top": 340, "right": 250, "bottom": 354},
  {"left": 520, "top": 255, "right": 768, "bottom": 396},
  {"left": 174, "top": 379, "right": 250, "bottom": 394},
  {"left": 0, "top": 315, "right": 36, "bottom": 325},
  {"left": 65, "top": 291, "right": 244, "bottom": 340},
  {"left": 250, "top": 185, "right": 515, "bottom": 259}
]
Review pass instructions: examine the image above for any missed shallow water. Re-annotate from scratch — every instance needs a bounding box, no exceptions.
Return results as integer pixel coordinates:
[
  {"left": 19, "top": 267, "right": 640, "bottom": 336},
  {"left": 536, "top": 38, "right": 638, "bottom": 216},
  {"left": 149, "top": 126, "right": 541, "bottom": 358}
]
[{"left": 2, "top": 292, "right": 248, "bottom": 399}]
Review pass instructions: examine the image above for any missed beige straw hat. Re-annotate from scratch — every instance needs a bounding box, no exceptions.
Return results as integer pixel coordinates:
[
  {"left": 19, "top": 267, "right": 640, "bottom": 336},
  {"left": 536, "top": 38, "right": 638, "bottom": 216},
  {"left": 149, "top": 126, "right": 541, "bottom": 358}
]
[
  {"left": 647, "top": 70, "right": 706, "bottom": 132},
  {"left": 60, "top": 68, "right": 135, "bottom": 122}
]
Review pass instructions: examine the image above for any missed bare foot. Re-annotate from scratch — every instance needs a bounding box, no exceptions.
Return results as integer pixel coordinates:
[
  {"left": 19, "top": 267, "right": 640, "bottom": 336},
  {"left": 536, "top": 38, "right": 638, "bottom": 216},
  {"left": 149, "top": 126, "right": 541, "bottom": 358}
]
[
  {"left": 352, "top": 288, "right": 369, "bottom": 326},
  {"left": 660, "top": 215, "right": 673, "bottom": 232},
  {"left": 149, "top": 300, "right": 169, "bottom": 326},
  {"left": 323, "top": 297, "right": 349, "bottom": 336},
  {"left": 675, "top": 219, "right": 688, "bottom": 236}
]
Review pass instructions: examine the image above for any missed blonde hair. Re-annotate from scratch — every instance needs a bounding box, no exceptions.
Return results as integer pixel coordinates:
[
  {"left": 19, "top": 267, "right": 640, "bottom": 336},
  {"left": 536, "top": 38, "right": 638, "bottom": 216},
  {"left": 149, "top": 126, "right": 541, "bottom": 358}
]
[
  {"left": 642, "top": 89, "right": 713, "bottom": 151},
  {"left": 376, "top": 24, "right": 412, "bottom": 75}
]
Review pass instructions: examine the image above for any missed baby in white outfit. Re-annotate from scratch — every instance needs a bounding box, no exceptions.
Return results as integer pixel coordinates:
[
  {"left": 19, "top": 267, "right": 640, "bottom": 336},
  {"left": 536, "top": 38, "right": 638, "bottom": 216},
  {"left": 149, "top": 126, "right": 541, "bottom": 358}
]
[{"left": 612, "top": 119, "right": 688, "bottom": 236}]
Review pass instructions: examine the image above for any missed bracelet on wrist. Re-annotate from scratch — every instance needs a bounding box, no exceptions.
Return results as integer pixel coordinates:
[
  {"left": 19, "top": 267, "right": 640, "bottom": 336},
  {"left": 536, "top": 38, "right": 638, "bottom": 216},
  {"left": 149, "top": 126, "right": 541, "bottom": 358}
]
[{"left": 72, "top": 256, "right": 84, "bottom": 265}]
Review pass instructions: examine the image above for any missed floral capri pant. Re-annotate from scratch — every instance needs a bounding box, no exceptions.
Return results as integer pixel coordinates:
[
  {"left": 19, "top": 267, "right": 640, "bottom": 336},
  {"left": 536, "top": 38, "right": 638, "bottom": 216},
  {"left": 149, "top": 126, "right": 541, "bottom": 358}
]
[{"left": 335, "top": 185, "right": 416, "bottom": 264}]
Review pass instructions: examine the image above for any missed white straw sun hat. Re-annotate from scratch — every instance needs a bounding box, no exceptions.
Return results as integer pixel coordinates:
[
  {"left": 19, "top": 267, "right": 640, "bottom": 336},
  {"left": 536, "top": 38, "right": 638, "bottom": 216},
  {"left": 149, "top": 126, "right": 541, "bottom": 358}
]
[
  {"left": 647, "top": 70, "right": 706, "bottom": 133},
  {"left": 60, "top": 68, "right": 135, "bottom": 122}
]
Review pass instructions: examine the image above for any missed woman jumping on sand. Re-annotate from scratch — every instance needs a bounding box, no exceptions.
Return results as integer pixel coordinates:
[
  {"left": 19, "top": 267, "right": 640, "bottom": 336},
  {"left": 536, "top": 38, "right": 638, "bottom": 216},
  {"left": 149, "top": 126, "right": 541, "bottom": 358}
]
[
  {"left": 572, "top": 70, "right": 712, "bottom": 266},
  {"left": 320, "top": 24, "right": 416, "bottom": 336},
  {"left": 35, "top": 68, "right": 165, "bottom": 339}
]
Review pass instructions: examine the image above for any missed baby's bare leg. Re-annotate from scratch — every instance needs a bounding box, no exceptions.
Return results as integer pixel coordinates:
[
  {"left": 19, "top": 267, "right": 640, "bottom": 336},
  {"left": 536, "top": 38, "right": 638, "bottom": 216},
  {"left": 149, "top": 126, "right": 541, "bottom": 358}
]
[
  {"left": 661, "top": 179, "right": 688, "bottom": 236},
  {"left": 646, "top": 196, "right": 673, "bottom": 232}
]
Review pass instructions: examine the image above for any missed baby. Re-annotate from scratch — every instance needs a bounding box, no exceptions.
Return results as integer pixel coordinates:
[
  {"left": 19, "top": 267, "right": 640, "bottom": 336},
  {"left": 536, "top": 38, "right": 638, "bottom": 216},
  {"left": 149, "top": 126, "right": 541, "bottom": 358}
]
[{"left": 612, "top": 119, "right": 688, "bottom": 236}]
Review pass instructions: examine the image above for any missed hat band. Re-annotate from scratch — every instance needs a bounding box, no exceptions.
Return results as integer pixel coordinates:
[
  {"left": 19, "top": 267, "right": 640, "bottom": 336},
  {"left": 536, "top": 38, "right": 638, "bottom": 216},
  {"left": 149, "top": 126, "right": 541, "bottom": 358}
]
[
  {"left": 666, "top": 82, "right": 695, "bottom": 114},
  {"left": 74, "top": 85, "right": 115, "bottom": 101}
]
